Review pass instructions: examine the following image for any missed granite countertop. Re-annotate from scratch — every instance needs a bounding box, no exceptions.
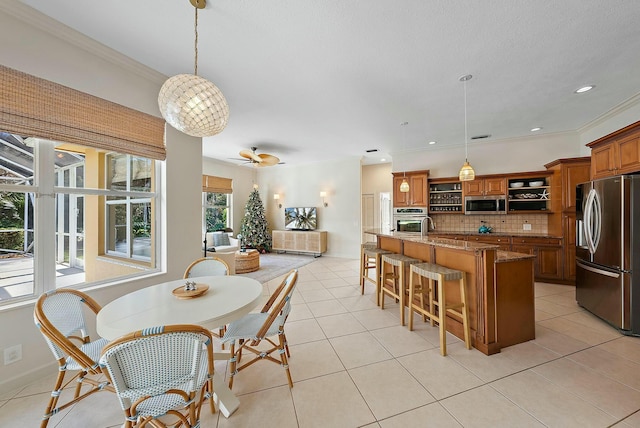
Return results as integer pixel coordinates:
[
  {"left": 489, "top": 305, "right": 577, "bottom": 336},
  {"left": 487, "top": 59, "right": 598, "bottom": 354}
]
[
  {"left": 364, "top": 229, "right": 499, "bottom": 251},
  {"left": 496, "top": 250, "right": 537, "bottom": 263},
  {"left": 429, "top": 231, "right": 563, "bottom": 239}
]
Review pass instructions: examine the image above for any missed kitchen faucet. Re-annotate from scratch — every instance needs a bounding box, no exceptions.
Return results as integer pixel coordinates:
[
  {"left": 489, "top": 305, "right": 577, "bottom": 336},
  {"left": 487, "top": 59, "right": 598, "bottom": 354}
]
[{"left": 421, "top": 216, "right": 435, "bottom": 238}]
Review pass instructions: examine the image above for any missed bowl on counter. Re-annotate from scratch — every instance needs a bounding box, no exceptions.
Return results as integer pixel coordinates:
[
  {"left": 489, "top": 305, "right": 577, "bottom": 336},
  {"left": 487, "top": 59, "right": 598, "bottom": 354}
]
[
  {"left": 528, "top": 181, "right": 544, "bottom": 187},
  {"left": 509, "top": 182, "right": 524, "bottom": 188}
]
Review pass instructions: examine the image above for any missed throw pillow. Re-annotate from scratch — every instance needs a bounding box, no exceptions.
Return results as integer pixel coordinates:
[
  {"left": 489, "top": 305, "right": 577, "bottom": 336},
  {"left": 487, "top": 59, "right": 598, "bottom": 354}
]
[
  {"left": 211, "top": 231, "right": 224, "bottom": 246},
  {"left": 218, "top": 233, "right": 230, "bottom": 246}
]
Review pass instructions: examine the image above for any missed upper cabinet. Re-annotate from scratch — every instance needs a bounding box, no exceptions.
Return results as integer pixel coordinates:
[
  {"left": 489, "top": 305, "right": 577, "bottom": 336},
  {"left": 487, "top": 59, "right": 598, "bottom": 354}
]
[
  {"left": 463, "top": 177, "right": 506, "bottom": 196},
  {"left": 587, "top": 121, "right": 640, "bottom": 179},
  {"left": 506, "top": 174, "right": 552, "bottom": 213},
  {"left": 428, "top": 178, "right": 463, "bottom": 213},
  {"left": 392, "top": 170, "right": 428, "bottom": 207}
]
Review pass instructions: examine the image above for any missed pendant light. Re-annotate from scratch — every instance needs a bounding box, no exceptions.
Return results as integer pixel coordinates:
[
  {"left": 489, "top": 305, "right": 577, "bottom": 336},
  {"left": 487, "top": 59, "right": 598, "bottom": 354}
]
[
  {"left": 458, "top": 74, "right": 475, "bottom": 181},
  {"left": 158, "top": 0, "right": 229, "bottom": 138},
  {"left": 399, "top": 121, "right": 410, "bottom": 192}
]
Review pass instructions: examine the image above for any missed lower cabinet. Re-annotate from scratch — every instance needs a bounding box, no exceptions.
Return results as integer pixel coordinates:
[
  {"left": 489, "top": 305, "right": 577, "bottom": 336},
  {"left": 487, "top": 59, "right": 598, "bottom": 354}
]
[
  {"left": 272, "top": 230, "right": 327, "bottom": 256},
  {"left": 511, "top": 237, "right": 563, "bottom": 282}
]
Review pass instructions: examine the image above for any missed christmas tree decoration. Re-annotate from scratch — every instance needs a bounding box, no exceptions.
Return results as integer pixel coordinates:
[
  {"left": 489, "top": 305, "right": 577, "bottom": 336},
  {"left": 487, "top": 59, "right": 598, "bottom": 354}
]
[{"left": 240, "top": 188, "right": 272, "bottom": 252}]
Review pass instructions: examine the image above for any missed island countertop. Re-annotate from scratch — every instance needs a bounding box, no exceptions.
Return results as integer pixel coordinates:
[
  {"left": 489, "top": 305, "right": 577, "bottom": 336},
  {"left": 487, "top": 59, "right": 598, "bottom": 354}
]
[{"left": 364, "top": 229, "right": 499, "bottom": 251}]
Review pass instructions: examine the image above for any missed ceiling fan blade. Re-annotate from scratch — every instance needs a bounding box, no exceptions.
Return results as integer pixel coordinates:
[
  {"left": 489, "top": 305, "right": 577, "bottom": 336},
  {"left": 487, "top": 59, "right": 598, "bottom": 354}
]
[
  {"left": 239, "top": 149, "right": 261, "bottom": 163},
  {"left": 258, "top": 153, "right": 280, "bottom": 166}
]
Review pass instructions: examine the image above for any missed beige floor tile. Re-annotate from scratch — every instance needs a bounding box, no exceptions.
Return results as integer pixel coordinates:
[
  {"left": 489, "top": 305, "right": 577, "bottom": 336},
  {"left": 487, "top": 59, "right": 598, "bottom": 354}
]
[
  {"left": 618, "top": 410, "right": 640, "bottom": 427},
  {"left": 224, "top": 352, "right": 290, "bottom": 395},
  {"left": 535, "top": 282, "right": 574, "bottom": 297},
  {"left": 306, "top": 298, "right": 348, "bottom": 317},
  {"left": 370, "top": 325, "right": 436, "bottom": 357},
  {"left": 535, "top": 298, "right": 581, "bottom": 317},
  {"left": 535, "top": 308, "right": 556, "bottom": 322},
  {"left": 339, "top": 294, "right": 380, "bottom": 312},
  {"left": 320, "top": 277, "right": 350, "bottom": 288},
  {"left": 532, "top": 325, "right": 591, "bottom": 355},
  {"left": 287, "top": 302, "right": 314, "bottom": 322},
  {"left": 0, "top": 391, "right": 74, "bottom": 427},
  {"left": 398, "top": 349, "right": 483, "bottom": 400},
  {"left": 491, "top": 370, "right": 617, "bottom": 427},
  {"left": 349, "top": 359, "right": 435, "bottom": 420},
  {"left": 568, "top": 347, "right": 640, "bottom": 391},
  {"left": 309, "top": 271, "right": 340, "bottom": 280},
  {"left": 295, "top": 279, "right": 325, "bottom": 291},
  {"left": 441, "top": 384, "right": 545, "bottom": 427},
  {"left": 538, "top": 291, "right": 579, "bottom": 308},
  {"left": 52, "top": 388, "right": 123, "bottom": 427},
  {"left": 316, "top": 312, "right": 366, "bottom": 338},
  {"left": 299, "top": 287, "right": 335, "bottom": 303},
  {"left": 533, "top": 358, "right": 640, "bottom": 419},
  {"left": 447, "top": 345, "right": 527, "bottom": 382},
  {"left": 563, "top": 310, "right": 622, "bottom": 335},
  {"left": 597, "top": 336, "right": 640, "bottom": 364},
  {"left": 499, "top": 340, "right": 561, "bottom": 368},
  {"left": 328, "top": 284, "right": 363, "bottom": 299},
  {"left": 330, "top": 331, "right": 393, "bottom": 369},
  {"left": 288, "top": 340, "right": 345, "bottom": 381},
  {"left": 539, "top": 316, "right": 620, "bottom": 346},
  {"left": 351, "top": 308, "right": 400, "bottom": 331},
  {"left": 378, "top": 402, "right": 462, "bottom": 428},
  {"left": 292, "top": 371, "right": 375, "bottom": 428},
  {"left": 283, "top": 318, "right": 326, "bottom": 345},
  {"left": 217, "top": 385, "right": 297, "bottom": 428}
]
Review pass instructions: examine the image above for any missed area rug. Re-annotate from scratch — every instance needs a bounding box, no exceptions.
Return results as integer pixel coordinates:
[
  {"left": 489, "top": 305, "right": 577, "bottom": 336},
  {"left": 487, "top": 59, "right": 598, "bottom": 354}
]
[{"left": 236, "top": 252, "right": 316, "bottom": 283}]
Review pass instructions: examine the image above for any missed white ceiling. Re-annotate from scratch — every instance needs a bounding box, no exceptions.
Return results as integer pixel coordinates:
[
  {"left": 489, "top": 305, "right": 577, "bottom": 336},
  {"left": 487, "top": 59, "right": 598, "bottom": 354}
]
[{"left": 17, "top": 0, "right": 640, "bottom": 167}]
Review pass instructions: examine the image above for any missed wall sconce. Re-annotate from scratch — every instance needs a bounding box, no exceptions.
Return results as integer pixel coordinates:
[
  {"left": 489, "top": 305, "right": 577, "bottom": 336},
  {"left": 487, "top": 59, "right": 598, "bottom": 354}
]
[
  {"left": 273, "top": 193, "right": 282, "bottom": 209},
  {"left": 320, "top": 191, "right": 328, "bottom": 207}
]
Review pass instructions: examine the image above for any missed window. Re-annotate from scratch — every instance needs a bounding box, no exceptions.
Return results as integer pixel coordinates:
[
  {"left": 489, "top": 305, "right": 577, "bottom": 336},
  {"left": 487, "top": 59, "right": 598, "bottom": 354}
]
[
  {"left": 0, "top": 134, "right": 160, "bottom": 306},
  {"left": 204, "top": 192, "right": 231, "bottom": 232}
]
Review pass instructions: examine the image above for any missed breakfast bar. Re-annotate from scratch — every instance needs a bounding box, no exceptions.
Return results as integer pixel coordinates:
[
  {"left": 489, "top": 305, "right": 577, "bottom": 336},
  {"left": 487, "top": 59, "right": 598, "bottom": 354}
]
[{"left": 366, "top": 230, "right": 536, "bottom": 355}]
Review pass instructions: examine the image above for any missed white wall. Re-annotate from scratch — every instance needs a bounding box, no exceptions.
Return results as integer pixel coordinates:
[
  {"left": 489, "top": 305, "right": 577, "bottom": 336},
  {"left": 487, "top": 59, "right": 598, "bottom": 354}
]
[
  {"left": 0, "top": 6, "right": 204, "bottom": 393},
  {"left": 257, "top": 157, "right": 363, "bottom": 259}
]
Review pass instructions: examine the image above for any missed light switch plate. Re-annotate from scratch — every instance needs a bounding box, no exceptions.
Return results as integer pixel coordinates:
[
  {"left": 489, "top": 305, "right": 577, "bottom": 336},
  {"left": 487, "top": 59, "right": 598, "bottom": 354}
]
[
  {"left": 3, "top": 344, "right": 22, "bottom": 365},
  {"left": 523, "top": 223, "right": 532, "bottom": 231}
]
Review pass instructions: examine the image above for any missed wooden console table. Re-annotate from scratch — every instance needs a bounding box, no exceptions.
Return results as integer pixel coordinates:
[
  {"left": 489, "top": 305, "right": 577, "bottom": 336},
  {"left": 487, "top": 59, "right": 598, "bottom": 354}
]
[{"left": 272, "top": 230, "right": 327, "bottom": 257}]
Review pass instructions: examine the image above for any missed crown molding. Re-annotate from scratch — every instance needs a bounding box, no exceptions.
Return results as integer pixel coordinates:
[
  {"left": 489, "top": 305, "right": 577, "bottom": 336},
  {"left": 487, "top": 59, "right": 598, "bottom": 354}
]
[
  {"left": 0, "top": 1, "right": 166, "bottom": 84},
  {"left": 577, "top": 91, "right": 640, "bottom": 135}
]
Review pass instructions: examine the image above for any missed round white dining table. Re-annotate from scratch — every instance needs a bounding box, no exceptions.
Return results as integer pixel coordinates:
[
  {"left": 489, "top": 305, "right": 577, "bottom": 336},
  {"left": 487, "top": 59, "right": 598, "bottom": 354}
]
[
  {"left": 97, "top": 275, "right": 263, "bottom": 340},
  {"left": 96, "top": 275, "right": 263, "bottom": 418}
]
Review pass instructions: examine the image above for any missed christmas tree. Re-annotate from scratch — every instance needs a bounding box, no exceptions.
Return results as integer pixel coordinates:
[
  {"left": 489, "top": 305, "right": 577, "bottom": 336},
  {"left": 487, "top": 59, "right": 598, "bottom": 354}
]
[{"left": 240, "top": 188, "right": 272, "bottom": 252}]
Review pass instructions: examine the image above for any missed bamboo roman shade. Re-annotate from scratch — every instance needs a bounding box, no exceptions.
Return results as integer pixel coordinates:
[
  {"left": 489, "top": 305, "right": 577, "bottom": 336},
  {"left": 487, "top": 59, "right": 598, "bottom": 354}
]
[
  {"left": 202, "top": 175, "right": 232, "bottom": 193},
  {"left": 0, "top": 65, "right": 166, "bottom": 160}
]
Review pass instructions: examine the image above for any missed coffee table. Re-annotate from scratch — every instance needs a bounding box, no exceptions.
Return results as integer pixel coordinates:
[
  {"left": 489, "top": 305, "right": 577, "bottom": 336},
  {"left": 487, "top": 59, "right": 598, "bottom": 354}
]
[{"left": 235, "top": 249, "right": 260, "bottom": 273}]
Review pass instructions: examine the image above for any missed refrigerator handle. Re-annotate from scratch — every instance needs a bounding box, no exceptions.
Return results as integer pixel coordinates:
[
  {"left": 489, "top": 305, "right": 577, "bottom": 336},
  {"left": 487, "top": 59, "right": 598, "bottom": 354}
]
[
  {"left": 591, "top": 189, "right": 601, "bottom": 252},
  {"left": 584, "top": 189, "right": 595, "bottom": 254},
  {"left": 576, "top": 260, "right": 620, "bottom": 278}
]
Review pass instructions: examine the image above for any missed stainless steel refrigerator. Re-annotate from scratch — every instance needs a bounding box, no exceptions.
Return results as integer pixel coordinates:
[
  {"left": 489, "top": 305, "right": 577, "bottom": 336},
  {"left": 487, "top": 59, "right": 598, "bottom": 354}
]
[{"left": 576, "top": 174, "right": 640, "bottom": 335}]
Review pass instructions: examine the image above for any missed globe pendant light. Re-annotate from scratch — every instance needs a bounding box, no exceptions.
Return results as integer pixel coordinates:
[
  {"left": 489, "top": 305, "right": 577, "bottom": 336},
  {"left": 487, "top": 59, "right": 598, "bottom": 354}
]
[
  {"left": 158, "top": 0, "right": 229, "bottom": 138},
  {"left": 399, "top": 121, "right": 410, "bottom": 192},
  {"left": 458, "top": 74, "right": 475, "bottom": 181}
]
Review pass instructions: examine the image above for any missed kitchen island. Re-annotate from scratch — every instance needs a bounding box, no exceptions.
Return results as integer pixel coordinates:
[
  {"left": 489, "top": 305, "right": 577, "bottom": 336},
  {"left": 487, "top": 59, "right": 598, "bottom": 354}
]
[{"left": 365, "top": 230, "right": 536, "bottom": 355}]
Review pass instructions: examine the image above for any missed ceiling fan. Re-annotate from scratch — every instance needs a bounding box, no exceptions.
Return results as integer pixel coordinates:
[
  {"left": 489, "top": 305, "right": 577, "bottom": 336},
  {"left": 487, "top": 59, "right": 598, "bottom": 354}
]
[{"left": 235, "top": 147, "right": 281, "bottom": 167}]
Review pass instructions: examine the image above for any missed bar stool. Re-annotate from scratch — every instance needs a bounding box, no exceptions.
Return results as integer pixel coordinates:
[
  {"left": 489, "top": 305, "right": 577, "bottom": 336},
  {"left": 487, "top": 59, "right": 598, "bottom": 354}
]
[
  {"left": 360, "top": 244, "right": 392, "bottom": 303},
  {"left": 408, "top": 262, "right": 471, "bottom": 356},
  {"left": 380, "top": 253, "right": 420, "bottom": 325}
]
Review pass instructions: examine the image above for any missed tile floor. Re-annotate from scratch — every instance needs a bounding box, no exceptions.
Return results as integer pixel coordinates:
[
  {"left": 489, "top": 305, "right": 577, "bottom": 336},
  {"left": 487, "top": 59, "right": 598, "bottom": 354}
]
[{"left": 2, "top": 256, "right": 640, "bottom": 427}]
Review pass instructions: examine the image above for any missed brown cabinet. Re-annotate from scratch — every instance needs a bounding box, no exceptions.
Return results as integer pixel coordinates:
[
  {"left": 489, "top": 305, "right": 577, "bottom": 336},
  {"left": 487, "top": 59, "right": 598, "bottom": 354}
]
[
  {"left": 393, "top": 171, "right": 428, "bottom": 207},
  {"left": 467, "top": 235, "right": 511, "bottom": 251},
  {"left": 512, "top": 236, "right": 563, "bottom": 281},
  {"left": 463, "top": 177, "right": 506, "bottom": 196},
  {"left": 428, "top": 179, "right": 463, "bottom": 213},
  {"left": 588, "top": 121, "right": 640, "bottom": 179}
]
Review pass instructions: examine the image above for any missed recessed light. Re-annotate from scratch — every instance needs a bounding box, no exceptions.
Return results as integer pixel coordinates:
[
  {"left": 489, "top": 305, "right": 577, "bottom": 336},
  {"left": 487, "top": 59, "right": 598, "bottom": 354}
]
[
  {"left": 380, "top": 158, "right": 387, "bottom": 162},
  {"left": 428, "top": 141, "right": 436, "bottom": 145},
  {"left": 530, "top": 127, "right": 542, "bottom": 132},
  {"left": 575, "top": 85, "right": 595, "bottom": 94}
]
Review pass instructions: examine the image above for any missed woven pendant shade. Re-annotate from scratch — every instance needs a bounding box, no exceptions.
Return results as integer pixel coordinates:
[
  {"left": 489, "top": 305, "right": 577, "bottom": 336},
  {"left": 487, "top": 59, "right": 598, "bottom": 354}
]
[{"left": 158, "top": 73, "right": 229, "bottom": 138}]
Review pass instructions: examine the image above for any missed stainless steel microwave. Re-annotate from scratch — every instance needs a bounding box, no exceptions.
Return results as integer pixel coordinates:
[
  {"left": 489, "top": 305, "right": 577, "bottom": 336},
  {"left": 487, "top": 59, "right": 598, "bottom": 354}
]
[{"left": 464, "top": 195, "right": 507, "bottom": 214}]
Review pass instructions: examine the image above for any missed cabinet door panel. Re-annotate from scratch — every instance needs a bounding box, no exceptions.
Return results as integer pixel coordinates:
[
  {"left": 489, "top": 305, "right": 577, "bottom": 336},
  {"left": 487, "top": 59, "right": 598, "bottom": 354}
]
[
  {"left": 562, "top": 163, "right": 591, "bottom": 211},
  {"left": 537, "top": 247, "right": 563, "bottom": 280},
  {"left": 409, "top": 175, "right": 427, "bottom": 206},
  {"left": 463, "top": 180, "right": 484, "bottom": 196},
  {"left": 591, "top": 144, "right": 615, "bottom": 179},
  {"left": 485, "top": 178, "right": 506, "bottom": 195},
  {"left": 393, "top": 176, "right": 409, "bottom": 206},
  {"left": 617, "top": 134, "right": 640, "bottom": 174}
]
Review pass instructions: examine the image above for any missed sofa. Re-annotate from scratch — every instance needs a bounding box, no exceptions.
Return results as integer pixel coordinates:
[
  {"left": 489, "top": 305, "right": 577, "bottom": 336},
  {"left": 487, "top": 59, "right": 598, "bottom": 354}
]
[{"left": 204, "top": 231, "right": 239, "bottom": 274}]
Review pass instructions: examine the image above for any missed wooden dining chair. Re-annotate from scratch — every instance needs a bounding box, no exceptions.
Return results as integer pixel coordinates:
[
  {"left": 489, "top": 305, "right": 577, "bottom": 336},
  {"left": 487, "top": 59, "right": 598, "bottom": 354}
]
[
  {"left": 221, "top": 269, "right": 299, "bottom": 389},
  {"left": 99, "top": 324, "right": 215, "bottom": 428},
  {"left": 33, "top": 289, "right": 115, "bottom": 428}
]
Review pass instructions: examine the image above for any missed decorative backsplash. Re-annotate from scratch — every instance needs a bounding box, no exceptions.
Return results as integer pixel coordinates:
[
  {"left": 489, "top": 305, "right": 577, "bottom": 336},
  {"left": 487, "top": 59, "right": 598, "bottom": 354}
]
[{"left": 430, "top": 213, "right": 548, "bottom": 234}]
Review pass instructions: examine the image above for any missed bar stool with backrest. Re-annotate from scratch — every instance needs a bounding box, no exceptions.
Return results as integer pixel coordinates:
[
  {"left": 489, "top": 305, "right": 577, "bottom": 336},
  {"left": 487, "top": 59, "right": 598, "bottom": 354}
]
[
  {"left": 360, "top": 243, "right": 392, "bottom": 303},
  {"left": 379, "top": 253, "right": 421, "bottom": 325},
  {"left": 408, "top": 262, "right": 471, "bottom": 356}
]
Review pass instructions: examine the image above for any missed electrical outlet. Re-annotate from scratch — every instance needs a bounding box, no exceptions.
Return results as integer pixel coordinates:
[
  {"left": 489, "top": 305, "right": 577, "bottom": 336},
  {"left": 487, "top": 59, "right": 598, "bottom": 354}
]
[
  {"left": 523, "top": 223, "right": 532, "bottom": 231},
  {"left": 3, "top": 344, "right": 22, "bottom": 365}
]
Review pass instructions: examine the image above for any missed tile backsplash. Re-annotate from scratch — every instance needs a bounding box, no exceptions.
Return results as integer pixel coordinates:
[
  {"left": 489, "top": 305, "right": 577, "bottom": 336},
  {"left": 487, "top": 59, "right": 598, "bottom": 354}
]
[{"left": 430, "top": 213, "right": 548, "bottom": 234}]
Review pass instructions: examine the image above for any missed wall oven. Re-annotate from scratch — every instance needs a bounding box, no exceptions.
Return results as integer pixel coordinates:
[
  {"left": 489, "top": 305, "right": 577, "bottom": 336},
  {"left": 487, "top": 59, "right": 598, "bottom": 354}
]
[
  {"left": 393, "top": 207, "right": 428, "bottom": 233},
  {"left": 464, "top": 195, "right": 507, "bottom": 215}
]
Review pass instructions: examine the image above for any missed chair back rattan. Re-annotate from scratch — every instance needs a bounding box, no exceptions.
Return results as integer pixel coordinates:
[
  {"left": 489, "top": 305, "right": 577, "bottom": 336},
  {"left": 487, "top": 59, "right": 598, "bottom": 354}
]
[
  {"left": 183, "top": 257, "right": 230, "bottom": 278},
  {"left": 99, "top": 324, "right": 215, "bottom": 428}
]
